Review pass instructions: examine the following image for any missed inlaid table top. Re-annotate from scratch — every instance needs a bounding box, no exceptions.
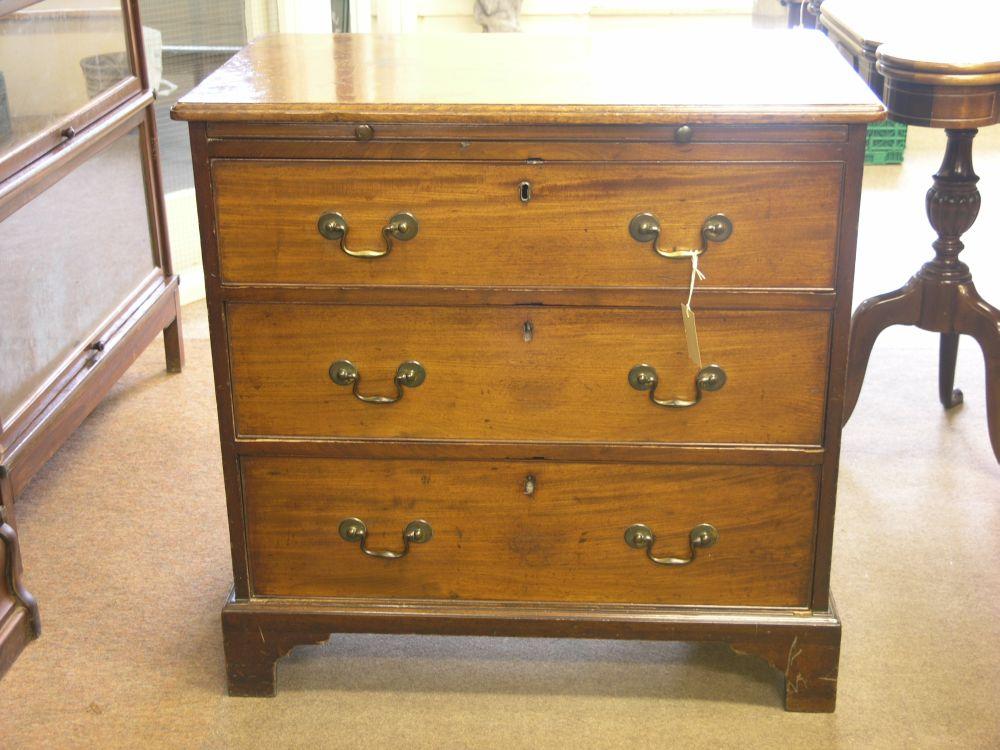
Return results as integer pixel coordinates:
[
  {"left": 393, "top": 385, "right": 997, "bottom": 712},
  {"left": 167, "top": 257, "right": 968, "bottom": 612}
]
[
  {"left": 878, "top": 33, "right": 1000, "bottom": 128},
  {"left": 877, "top": 38, "right": 1000, "bottom": 83},
  {"left": 820, "top": 0, "right": 896, "bottom": 53},
  {"left": 821, "top": 0, "right": 1000, "bottom": 127}
]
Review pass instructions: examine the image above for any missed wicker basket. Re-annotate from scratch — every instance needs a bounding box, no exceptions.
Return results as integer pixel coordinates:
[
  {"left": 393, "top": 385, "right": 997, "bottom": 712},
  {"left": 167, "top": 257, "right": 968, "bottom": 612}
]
[{"left": 79, "top": 52, "right": 130, "bottom": 99}]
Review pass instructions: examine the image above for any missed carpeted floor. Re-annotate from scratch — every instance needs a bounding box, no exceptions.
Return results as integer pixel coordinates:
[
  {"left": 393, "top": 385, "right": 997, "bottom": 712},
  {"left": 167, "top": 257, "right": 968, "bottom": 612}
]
[{"left": 2, "top": 128, "right": 998, "bottom": 748}]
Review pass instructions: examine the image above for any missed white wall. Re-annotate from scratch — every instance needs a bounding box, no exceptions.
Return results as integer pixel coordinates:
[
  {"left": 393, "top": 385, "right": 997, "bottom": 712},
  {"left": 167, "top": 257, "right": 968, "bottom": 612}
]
[{"left": 361, "top": 0, "right": 755, "bottom": 33}]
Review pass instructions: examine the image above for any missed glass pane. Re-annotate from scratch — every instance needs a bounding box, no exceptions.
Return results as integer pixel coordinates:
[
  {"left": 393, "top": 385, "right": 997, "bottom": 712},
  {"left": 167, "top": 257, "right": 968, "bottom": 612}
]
[
  {"left": 0, "top": 0, "right": 133, "bottom": 164},
  {"left": 0, "top": 127, "right": 156, "bottom": 423},
  {"left": 138, "top": 0, "right": 279, "bottom": 278}
]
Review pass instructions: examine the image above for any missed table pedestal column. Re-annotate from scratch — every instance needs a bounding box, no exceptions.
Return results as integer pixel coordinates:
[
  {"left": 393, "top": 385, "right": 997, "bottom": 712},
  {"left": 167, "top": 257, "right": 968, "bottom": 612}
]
[{"left": 844, "top": 128, "right": 1000, "bottom": 462}]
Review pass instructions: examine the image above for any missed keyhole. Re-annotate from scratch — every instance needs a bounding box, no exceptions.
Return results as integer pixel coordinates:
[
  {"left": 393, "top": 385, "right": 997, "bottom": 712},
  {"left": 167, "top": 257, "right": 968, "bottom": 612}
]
[
  {"left": 523, "top": 321, "right": 534, "bottom": 342},
  {"left": 519, "top": 181, "right": 532, "bottom": 203},
  {"left": 524, "top": 475, "right": 536, "bottom": 496}
]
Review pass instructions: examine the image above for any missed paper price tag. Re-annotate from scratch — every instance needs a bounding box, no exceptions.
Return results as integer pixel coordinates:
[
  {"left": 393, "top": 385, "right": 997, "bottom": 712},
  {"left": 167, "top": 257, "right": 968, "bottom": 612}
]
[
  {"left": 681, "top": 302, "right": 702, "bottom": 368},
  {"left": 681, "top": 252, "right": 705, "bottom": 367}
]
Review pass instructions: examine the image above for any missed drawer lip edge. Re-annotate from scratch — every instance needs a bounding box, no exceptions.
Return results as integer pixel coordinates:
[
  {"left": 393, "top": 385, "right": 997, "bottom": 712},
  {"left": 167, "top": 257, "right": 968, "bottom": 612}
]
[
  {"left": 203, "top": 121, "right": 853, "bottom": 143},
  {"left": 231, "top": 438, "right": 826, "bottom": 466},
  {"left": 225, "top": 593, "right": 840, "bottom": 631},
  {"left": 216, "top": 285, "right": 840, "bottom": 309}
]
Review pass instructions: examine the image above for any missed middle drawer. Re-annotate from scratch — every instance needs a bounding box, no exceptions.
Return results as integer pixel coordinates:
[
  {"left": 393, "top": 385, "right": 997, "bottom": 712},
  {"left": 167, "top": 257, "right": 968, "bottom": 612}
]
[{"left": 228, "top": 303, "right": 831, "bottom": 446}]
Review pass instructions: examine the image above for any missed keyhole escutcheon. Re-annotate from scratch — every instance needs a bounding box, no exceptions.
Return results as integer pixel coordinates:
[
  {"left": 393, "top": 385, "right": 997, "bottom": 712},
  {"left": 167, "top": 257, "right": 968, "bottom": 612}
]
[{"left": 524, "top": 475, "right": 536, "bottom": 496}]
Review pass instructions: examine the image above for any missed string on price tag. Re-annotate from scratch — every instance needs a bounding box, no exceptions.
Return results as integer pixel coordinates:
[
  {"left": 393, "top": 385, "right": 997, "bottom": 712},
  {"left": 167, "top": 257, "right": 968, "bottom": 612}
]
[{"left": 680, "top": 251, "right": 705, "bottom": 368}]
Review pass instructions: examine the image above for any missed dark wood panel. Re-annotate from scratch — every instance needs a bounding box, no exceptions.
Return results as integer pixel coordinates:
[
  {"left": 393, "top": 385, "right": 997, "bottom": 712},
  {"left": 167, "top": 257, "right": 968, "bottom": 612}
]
[
  {"left": 227, "top": 304, "right": 832, "bottom": 446},
  {"left": 188, "top": 120, "right": 251, "bottom": 599},
  {"left": 213, "top": 159, "right": 844, "bottom": 290},
  {"left": 244, "top": 457, "right": 819, "bottom": 606},
  {"left": 221, "top": 593, "right": 841, "bottom": 710}
]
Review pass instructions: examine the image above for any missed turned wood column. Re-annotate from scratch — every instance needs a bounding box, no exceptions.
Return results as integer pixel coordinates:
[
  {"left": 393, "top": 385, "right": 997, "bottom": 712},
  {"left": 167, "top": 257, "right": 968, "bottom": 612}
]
[{"left": 923, "top": 130, "right": 980, "bottom": 407}]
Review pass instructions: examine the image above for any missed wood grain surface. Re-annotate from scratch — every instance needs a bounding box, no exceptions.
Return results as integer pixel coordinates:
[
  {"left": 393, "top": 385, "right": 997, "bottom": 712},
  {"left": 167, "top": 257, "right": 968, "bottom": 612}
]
[
  {"left": 243, "top": 457, "right": 820, "bottom": 606},
  {"left": 213, "top": 159, "right": 844, "bottom": 290},
  {"left": 227, "top": 303, "right": 832, "bottom": 446},
  {"left": 170, "top": 32, "right": 884, "bottom": 124}
]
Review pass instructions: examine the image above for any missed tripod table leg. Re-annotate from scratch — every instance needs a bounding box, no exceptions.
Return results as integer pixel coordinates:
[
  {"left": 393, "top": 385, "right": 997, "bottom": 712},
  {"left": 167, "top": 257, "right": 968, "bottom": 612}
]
[{"left": 843, "top": 278, "right": 922, "bottom": 423}]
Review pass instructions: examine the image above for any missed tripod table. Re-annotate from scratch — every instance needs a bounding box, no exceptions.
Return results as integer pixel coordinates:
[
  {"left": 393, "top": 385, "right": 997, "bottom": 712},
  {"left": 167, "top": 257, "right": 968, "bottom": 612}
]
[{"left": 842, "top": 36, "right": 1000, "bottom": 463}]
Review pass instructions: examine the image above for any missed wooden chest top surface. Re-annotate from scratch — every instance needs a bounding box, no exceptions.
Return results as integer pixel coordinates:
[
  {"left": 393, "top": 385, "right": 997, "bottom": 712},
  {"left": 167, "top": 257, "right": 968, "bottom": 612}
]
[{"left": 171, "top": 31, "right": 883, "bottom": 125}]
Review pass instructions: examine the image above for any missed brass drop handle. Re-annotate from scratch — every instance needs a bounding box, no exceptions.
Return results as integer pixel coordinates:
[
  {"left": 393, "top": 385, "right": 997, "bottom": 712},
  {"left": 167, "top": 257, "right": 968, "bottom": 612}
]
[
  {"left": 628, "top": 212, "right": 732, "bottom": 258},
  {"left": 329, "top": 359, "right": 426, "bottom": 404},
  {"left": 624, "top": 523, "right": 718, "bottom": 567},
  {"left": 628, "top": 363, "right": 726, "bottom": 408},
  {"left": 317, "top": 211, "right": 418, "bottom": 258},
  {"left": 338, "top": 517, "right": 432, "bottom": 559}
]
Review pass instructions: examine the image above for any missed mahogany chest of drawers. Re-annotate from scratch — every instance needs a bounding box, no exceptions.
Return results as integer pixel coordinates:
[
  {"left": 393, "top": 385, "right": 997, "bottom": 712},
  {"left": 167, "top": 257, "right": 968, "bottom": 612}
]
[{"left": 173, "top": 31, "right": 883, "bottom": 711}]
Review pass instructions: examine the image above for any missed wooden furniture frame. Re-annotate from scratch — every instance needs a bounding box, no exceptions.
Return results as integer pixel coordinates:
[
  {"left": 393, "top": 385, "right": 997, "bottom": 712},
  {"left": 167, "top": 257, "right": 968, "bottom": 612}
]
[
  {"left": 175, "top": 32, "right": 881, "bottom": 712},
  {"left": 0, "top": 0, "right": 182, "bottom": 678}
]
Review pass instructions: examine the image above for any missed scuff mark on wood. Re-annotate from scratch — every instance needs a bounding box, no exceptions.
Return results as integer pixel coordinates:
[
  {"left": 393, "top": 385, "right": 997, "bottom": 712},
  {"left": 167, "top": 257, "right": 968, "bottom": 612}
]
[{"left": 785, "top": 635, "right": 808, "bottom": 694}]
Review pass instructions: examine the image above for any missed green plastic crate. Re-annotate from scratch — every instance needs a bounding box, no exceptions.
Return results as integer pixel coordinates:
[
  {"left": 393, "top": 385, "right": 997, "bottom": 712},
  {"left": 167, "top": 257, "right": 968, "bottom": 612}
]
[{"left": 865, "top": 120, "right": 908, "bottom": 165}]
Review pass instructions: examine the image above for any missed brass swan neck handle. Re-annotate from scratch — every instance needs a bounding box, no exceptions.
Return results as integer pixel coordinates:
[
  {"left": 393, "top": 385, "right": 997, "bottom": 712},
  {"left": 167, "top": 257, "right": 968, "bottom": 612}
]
[
  {"left": 624, "top": 523, "right": 719, "bottom": 567},
  {"left": 318, "top": 211, "right": 418, "bottom": 258},
  {"left": 629, "top": 212, "right": 732, "bottom": 259},
  {"left": 628, "top": 363, "right": 726, "bottom": 408},
  {"left": 329, "top": 360, "right": 426, "bottom": 404},
  {"left": 338, "top": 518, "right": 433, "bottom": 559}
]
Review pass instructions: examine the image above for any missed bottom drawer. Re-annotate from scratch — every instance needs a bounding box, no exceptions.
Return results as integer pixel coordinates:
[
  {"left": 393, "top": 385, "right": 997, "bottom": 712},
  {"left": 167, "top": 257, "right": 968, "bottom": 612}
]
[{"left": 243, "top": 457, "right": 820, "bottom": 607}]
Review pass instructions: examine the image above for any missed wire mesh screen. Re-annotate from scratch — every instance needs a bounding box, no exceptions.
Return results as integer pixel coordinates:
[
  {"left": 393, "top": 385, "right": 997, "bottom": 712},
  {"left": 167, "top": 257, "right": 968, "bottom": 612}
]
[{"left": 138, "top": 0, "right": 278, "bottom": 194}]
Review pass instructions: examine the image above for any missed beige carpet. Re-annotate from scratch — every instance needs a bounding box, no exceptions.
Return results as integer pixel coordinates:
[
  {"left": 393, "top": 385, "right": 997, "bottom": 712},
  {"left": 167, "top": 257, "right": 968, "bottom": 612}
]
[{"left": 2, "top": 128, "right": 999, "bottom": 748}]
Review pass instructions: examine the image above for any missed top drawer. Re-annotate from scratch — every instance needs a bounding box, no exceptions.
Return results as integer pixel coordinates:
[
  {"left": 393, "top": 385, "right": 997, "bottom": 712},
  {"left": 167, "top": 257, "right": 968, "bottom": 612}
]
[{"left": 212, "top": 159, "right": 844, "bottom": 290}]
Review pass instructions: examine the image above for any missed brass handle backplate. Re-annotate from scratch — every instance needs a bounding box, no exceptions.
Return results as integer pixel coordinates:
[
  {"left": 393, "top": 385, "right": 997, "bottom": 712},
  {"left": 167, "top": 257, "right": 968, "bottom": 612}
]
[
  {"left": 629, "top": 212, "right": 732, "bottom": 259},
  {"left": 338, "top": 517, "right": 432, "bottom": 559},
  {"left": 624, "top": 523, "right": 718, "bottom": 567},
  {"left": 329, "top": 359, "right": 426, "bottom": 404},
  {"left": 317, "top": 211, "right": 418, "bottom": 258},
  {"left": 628, "top": 363, "right": 726, "bottom": 408}
]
